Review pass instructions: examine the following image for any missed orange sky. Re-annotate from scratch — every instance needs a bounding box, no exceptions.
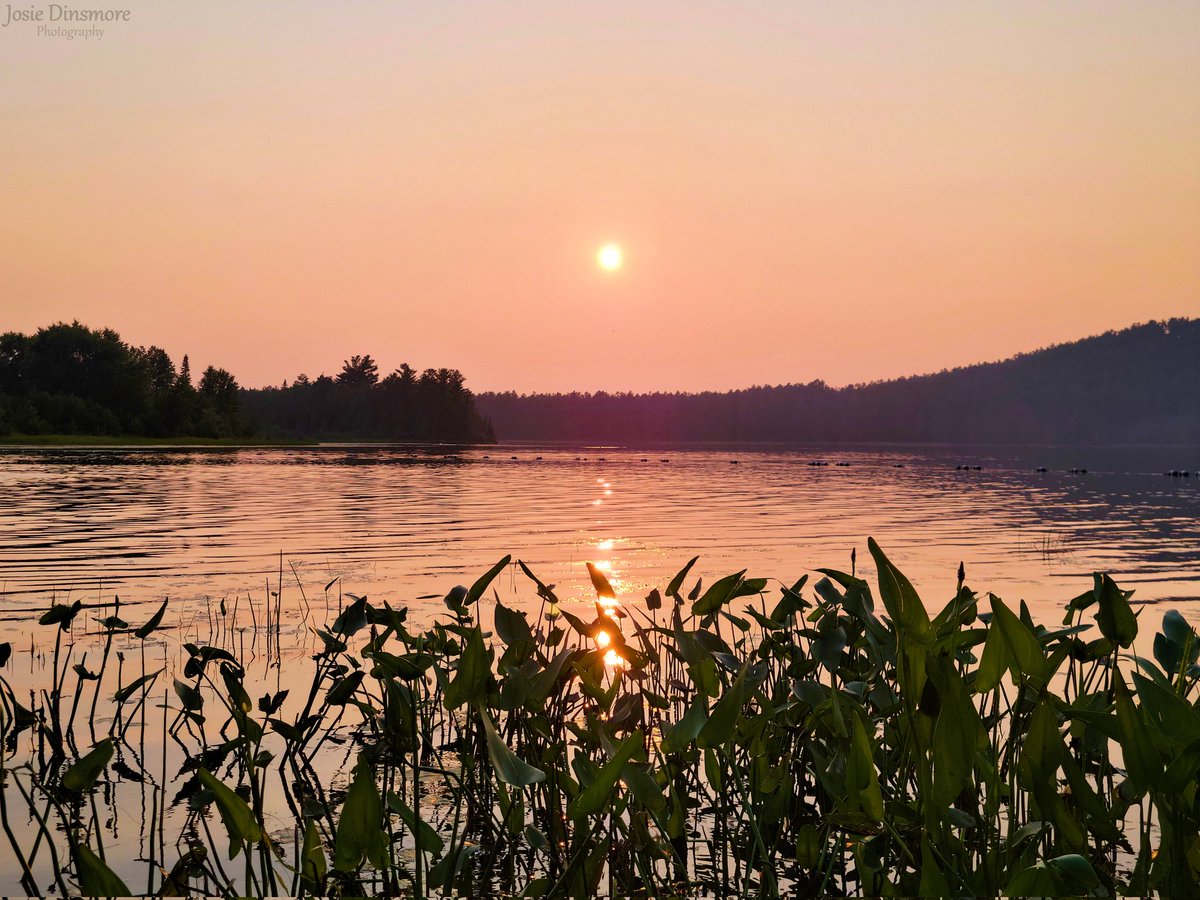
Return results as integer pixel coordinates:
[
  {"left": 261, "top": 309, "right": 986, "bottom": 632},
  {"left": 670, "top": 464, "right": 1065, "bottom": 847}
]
[{"left": 2, "top": 2, "right": 1197, "bottom": 392}]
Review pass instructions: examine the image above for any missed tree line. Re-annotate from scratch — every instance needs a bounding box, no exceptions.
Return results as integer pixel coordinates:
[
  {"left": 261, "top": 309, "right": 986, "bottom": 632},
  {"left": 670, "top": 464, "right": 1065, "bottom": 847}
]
[
  {"left": 240, "top": 355, "right": 495, "bottom": 442},
  {"left": 0, "top": 322, "right": 246, "bottom": 438},
  {"left": 477, "top": 319, "right": 1200, "bottom": 445},
  {"left": 0, "top": 323, "right": 495, "bottom": 442}
]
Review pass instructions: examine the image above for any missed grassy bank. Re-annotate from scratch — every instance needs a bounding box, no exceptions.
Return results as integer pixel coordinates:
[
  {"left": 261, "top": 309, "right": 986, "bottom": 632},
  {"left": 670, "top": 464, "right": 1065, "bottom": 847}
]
[{"left": 1, "top": 544, "right": 1197, "bottom": 896}]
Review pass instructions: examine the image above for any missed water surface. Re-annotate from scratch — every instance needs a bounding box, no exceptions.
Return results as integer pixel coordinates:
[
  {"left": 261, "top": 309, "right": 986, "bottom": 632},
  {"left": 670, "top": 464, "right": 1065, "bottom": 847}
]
[
  {"left": 2, "top": 443, "right": 1197, "bottom": 634},
  {"left": 1, "top": 442, "right": 1198, "bottom": 894}
]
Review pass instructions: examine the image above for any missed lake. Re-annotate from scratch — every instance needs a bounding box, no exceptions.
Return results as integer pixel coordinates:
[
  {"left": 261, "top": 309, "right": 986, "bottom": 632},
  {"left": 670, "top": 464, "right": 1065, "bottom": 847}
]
[
  {"left": 2, "top": 444, "right": 1198, "bottom": 641},
  {"left": 1, "top": 442, "right": 1198, "bottom": 895}
]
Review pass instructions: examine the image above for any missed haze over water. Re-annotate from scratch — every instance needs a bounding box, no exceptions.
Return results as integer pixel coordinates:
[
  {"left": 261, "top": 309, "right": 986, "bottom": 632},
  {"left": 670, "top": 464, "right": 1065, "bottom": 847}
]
[{"left": 2, "top": 444, "right": 1197, "bottom": 643}]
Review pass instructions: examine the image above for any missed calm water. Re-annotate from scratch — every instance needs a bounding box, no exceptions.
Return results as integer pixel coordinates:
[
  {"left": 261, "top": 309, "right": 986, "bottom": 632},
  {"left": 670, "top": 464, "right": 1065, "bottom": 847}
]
[{"left": 1, "top": 443, "right": 1198, "bottom": 634}]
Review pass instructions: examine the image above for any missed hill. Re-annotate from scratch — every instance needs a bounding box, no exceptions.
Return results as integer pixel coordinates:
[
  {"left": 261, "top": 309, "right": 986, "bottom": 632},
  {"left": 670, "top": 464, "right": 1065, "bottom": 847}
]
[{"left": 476, "top": 319, "right": 1200, "bottom": 445}]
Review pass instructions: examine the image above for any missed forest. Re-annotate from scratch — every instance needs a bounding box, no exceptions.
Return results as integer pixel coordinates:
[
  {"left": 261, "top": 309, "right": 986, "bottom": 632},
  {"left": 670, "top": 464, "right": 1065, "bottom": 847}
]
[
  {"left": 477, "top": 319, "right": 1200, "bottom": 445},
  {"left": 240, "top": 356, "right": 495, "bottom": 443},
  {"left": 4, "top": 319, "right": 1194, "bottom": 445},
  {"left": 0, "top": 322, "right": 246, "bottom": 438},
  {"left": 0, "top": 323, "right": 494, "bottom": 443}
]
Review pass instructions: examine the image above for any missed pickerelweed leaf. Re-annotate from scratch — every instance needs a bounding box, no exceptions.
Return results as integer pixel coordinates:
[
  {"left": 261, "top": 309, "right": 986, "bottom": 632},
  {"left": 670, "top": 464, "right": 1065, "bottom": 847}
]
[
  {"left": 174, "top": 678, "right": 204, "bottom": 711},
  {"left": 845, "top": 712, "right": 885, "bottom": 821},
  {"left": 1112, "top": 671, "right": 1159, "bottom": 795},
  {"left": 517, "top": 559, "right": 559, "bottom": 603},
  {"left": 586, "top": 562, "right": 617, "bottom": 600},
  {"left": 666, "top": 556, "right": 699, "bottom": 600},
  {"left": 387, "top": 792, "right": 445, "bottom": 856},
  {"left": 494, "top": 599, "right": 533, "bottom": 646},
  {"left": 1093, "top": 573, "right": 1138, "bottom": 649},
  {"left": 74, "top": 842, "right": 131, "bottom": 897},
  {"left": 113, "top": 668, "right": 163, "bottom": 703},
  {"left": 479, "top": 704, "right": 546, "bottom": 786},
  {"left": 465, "top": 555, "right": 512, "bottom": 607},
  {"left": 63, "top": 739, "right": 114, "bottom": 792},
  {"left": 568, "top": 729, "right": 643, "bottom": 820},
  {"left": 198, "top": 768, "right": 263, "bottom": 859},
  {"left": 331, "top": 594, "right": 370, "bottom": 636},
  {"left": 692, "top": 570, "right": 746, "bottom": 617},
  {"left": 445, "top": 628, "right": 490, "bottom": 710},
  {"left": 39, "top": 599, "right": 82, "bottom": 631},
  {"left": 300, "top": 818, "right": 327, "bottom": 890},
  {"left": 698, "top": 662, "right": 750, "bottom": 747},
  {"left": 134, "top": 598, "right": 168, "bottom": 638},
  {"left": 333, "top": 755, "right": 388, "bottom": 871}
]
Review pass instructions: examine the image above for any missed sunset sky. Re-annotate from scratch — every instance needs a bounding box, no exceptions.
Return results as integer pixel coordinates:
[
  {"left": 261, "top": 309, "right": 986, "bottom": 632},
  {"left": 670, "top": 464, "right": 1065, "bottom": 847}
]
[{"left": 2, "top": 1, "right": 1197, "bottom": 392}]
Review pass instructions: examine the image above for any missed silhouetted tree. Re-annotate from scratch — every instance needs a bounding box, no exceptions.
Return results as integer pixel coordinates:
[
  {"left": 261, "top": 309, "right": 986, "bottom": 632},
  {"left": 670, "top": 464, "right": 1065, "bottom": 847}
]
[
  {"left": 241, "top": 358, "right": 493, "bottom": 442},
  {"left": 338, "top": 355, "right": 380, "bottom": 386},
  {"left": 0, "top": 322, "right": 247, "bottom": 438}
]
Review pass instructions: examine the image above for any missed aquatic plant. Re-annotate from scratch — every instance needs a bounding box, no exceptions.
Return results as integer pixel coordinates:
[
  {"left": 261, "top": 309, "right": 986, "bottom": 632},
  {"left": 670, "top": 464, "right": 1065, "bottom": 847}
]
[{"left": 1, "top": 541, "right": 1198, "bottom": 896}]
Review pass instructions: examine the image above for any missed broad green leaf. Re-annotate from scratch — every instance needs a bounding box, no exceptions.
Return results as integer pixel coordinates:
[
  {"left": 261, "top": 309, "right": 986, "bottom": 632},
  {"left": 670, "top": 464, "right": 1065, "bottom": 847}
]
[
  {"left": 662, "top": 696, "right": 709, "bottom": 752},
  {"left": 846, "top": 713, "right": 885, "bottom": 821},
  {"left": 524, "top": 647, "right": 575, "bottom": 711},
  {"left": 730, "top": 577, "right": 769, "bottom": 600},
  {"left": 333, "top": 755, "right": 388, "bottom": 871},
  {"left": 975, "top": 618, "right": 1011, "bottom": 693},
  {"left": 1093, "top": 573, "right": 1138, "bottom": 649},
  {"left": 113, "top": 668, "right": 162, "bottom": 703},
  {"left": 64, "top": 739, "right": 114, "bottom": 792},
  {"left": 331, "top": 594, "right": 369, "bottom": 636},
  {"left": 1046, "top": 853, "right": 1100, "bottom": 892},
  {"left": 198, "top": 768, "right": 263, "bottom": 859},
  {"left": 479, "top": 705, "right": 545, "bottom": 786},
  {"left": 698, "top": 662, "right": 749, "bottom": 747},
  {"left": 930, "top": 658, "right": 984, "bottom": 807},
  {"left": 494, "top": 600, "right": 533, "bottom": 646},
  {"left": 299, "top": 818, "right": 327, "bottom": 890},
  {"left": 387, "top": 792, "right": 445, "bottom": 855},
  {"left": 586, "top": 562, "right": 617, "bottom": 599},
  {"left": 868, "top": 539, "right": 932, "bottom": 640},
  {"left": 812, "top": 626, "right": 847, "bottom": 671},
  {"left": 445, "top": 628, "right": 491, "bottom": 710},
  {"left": 1131, "top": 671, "right": 1200, "bottom": 751},
  {"left": 692, "top": 570, "right": 747, "bottom": 617},
  {"left": 40, "top": 600, "right": 83, "bottom": 631},
  {"left": 326, "top": 671, "right": 365, "bottom": 706},
  {"left": 74, "top": 843, "right": 131, "bottom": 897},
  {"left": 134, "top": 598, "right": 168, "bottom": 639},
  {"left": 173, "top": 678, "right": 203, "bottom": 711},
  {"left": 666, "top": 556, "right": 699, "bottom": 600},
  {"left": 465, "top": 555, "right": 512, "bottom": 606},
  {"left": 1112, "top": 672, "right": 1158, "bottom": 795},
  {"left": 568, "top": 730, "right": 643, "bottom": 820},
  {"left": 1004, "top": 861, "right": 1063, "bottom": 897},
  {"left": 990, "top": 595, "right": 1048, "bottom": 686}
]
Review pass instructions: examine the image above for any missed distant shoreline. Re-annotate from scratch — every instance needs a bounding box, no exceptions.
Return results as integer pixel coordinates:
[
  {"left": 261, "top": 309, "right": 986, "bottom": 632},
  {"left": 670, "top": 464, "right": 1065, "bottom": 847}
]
[
  {"left": 0, "top": 434, "right": 500, "bottom": 449},
  {"left": 0, "top": 434, "right": 1194, "bottom": 453},
  {"left": 0, "top": 434, "right": 302, "bottom": 448}
]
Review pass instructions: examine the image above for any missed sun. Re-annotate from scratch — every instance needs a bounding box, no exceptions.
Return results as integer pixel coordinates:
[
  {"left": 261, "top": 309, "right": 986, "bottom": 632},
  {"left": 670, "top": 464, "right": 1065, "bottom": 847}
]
[{"left": 597, "top": 244, "right": 623, "bottom": 272}]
